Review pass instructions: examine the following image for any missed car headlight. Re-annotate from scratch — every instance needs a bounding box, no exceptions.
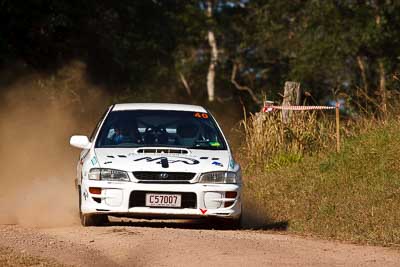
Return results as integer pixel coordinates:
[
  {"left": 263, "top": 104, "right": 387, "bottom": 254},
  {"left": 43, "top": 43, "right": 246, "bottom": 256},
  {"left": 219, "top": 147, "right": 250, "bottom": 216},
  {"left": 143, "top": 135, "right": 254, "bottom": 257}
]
[
  {"left": 198, "top": 171, "right": 241, "bottom": 184},
  {"left": 88, "top": 168, "right": 130, "bottom": 181}
]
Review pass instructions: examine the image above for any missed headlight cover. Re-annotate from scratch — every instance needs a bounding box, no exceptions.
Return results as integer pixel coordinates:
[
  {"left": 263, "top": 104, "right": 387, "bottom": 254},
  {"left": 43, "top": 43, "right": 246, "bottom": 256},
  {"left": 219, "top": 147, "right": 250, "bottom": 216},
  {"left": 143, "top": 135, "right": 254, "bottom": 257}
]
[
  {"left": 198, "top": 171, "right": 241, "bottom": 184},
  {"left": 88, "top": 168, "right": 130, "bottom": 181}
]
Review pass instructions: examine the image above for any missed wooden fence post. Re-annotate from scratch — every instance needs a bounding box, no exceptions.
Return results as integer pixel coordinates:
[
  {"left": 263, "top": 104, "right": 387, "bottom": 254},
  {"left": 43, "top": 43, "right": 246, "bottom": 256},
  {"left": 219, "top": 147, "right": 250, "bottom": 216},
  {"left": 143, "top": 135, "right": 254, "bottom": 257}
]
[
  {"left": 336, "top": 103, "right": 341, "bottom": 152},
  {"left": 282, "top": 81, "right": 301, "bottom": 123}
]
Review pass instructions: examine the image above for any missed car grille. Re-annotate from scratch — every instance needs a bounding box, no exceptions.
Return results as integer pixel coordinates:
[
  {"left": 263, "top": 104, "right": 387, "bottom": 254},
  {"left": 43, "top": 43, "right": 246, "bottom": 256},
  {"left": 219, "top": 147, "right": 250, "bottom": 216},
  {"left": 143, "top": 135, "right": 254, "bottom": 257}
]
[
  {"left": 129, "top": 191, "right": 197, "bottom": 209},
  {"left": 132, "top": 172, "right": 196, "bottom": 183}
]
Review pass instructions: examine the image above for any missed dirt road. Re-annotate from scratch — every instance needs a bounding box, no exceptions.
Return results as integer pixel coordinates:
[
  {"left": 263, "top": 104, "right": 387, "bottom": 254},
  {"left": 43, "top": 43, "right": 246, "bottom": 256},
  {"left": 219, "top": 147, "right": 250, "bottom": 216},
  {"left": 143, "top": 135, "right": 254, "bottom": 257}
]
[{"left": 1, "top": 219, "right": 399, "bottom": 267}]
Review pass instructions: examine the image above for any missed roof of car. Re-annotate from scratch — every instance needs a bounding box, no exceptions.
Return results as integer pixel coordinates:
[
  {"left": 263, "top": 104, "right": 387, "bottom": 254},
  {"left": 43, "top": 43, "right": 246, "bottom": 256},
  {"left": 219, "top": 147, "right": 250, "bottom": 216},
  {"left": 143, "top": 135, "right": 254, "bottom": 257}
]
[{"left": 112, "top": 103, "right": 207, "bottom": 112}]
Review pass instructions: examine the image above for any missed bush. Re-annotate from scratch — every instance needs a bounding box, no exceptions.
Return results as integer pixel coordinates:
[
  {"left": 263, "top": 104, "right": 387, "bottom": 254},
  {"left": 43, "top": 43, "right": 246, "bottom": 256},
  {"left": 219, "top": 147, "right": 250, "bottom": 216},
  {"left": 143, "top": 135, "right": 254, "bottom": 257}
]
[{"left": 240, "top": 110, "right": 335, "bottom": 167}]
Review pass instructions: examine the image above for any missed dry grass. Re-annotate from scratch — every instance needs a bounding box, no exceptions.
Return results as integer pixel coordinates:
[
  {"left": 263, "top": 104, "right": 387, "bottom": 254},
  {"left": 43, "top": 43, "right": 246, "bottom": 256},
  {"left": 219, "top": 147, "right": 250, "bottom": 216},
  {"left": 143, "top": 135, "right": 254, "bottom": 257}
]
[
  {"left": 240, "top": 110, "right": 336, "bottom": 168},
  {"left": 243, "top": 116, "right": 400, "bottom": 246}
]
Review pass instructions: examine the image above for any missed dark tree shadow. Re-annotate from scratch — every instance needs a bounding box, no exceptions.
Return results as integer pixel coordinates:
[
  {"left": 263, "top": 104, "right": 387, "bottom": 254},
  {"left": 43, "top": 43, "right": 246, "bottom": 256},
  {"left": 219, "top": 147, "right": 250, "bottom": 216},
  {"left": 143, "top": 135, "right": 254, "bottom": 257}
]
[
  {"left": 101, "top": 216, "right": 288, "bottom": 232},
  {"left": 242, "top": 220, "right": 289, "bottom": 231}
]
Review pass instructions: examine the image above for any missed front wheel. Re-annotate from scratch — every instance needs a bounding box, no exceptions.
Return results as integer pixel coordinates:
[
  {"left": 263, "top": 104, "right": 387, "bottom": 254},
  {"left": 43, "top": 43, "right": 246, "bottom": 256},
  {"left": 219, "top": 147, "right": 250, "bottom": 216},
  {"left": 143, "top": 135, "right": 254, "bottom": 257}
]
[{"left": 80, "top": 213, "right": 109, "bottom": 227}]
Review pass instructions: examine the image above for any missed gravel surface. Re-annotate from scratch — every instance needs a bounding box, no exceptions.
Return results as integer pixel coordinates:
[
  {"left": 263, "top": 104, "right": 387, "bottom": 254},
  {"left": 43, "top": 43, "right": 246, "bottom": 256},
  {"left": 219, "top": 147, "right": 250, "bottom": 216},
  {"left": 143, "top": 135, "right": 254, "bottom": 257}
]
[{"left": 1, "top": 220, "right": 399, "bottom": 267}]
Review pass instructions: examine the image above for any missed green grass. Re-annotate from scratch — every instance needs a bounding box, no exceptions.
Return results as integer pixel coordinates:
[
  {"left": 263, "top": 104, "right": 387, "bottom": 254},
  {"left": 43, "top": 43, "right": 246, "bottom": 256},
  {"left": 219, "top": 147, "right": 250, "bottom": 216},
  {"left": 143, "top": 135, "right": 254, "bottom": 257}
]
[{"left": 244, "top": 119, "right": 400, "bottom": 246}]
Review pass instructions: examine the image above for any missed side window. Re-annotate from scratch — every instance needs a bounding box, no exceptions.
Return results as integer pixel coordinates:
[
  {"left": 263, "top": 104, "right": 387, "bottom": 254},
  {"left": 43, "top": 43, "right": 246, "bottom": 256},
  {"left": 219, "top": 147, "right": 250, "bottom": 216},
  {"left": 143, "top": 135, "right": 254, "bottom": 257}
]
[{"left": 90, "top": 106, "right": 112, "bottom": 142}]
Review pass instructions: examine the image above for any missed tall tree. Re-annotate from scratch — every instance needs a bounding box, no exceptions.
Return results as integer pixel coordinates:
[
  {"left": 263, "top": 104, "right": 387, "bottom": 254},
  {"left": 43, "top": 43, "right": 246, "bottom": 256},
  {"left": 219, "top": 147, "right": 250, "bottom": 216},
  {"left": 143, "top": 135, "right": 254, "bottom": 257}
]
[{"left": 206, "top": 0, "right": 218, "bottom": 102}]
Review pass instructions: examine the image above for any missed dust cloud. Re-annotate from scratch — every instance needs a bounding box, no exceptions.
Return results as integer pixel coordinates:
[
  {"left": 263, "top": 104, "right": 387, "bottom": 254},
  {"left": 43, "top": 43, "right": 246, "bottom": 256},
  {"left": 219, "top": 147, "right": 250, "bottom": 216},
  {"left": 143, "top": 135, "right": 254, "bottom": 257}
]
[
  {"left": 0, "top": 62, "right": 272, "bottom": 229},
  {"left": 0, "top": 61, "right": 108, "bottom": 227}
]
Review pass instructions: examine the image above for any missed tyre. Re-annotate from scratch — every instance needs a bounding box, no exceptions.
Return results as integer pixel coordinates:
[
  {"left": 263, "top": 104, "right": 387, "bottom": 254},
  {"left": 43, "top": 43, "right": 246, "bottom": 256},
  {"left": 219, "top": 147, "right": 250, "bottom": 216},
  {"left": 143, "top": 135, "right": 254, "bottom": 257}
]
[{"left": 80, "top": 213, "right": 109, "bottom": 227}]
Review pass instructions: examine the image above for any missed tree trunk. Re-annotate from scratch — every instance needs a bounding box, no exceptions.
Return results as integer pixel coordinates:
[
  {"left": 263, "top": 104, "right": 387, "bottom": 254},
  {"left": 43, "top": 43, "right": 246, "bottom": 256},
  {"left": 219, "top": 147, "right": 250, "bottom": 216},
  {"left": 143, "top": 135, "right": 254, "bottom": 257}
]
[
  {"left": 282, "top": 81, "right": 301, "bottom": 123},
  {"left": 373, "top": 3, "right": 387, "bottom": 119},
  {"left": 356, "top": 56, "right": 369, "bottom": 109},
  {"left": 206, "top": 0, "right": 217, "bottom": 102}
]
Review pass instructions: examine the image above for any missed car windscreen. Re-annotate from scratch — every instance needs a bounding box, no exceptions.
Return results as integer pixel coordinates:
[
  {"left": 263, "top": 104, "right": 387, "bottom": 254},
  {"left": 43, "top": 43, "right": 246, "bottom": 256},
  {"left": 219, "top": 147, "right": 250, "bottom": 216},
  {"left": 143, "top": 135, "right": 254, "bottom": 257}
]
[{"left": 95, "top": 110, "right": 227, "bottom": 150}]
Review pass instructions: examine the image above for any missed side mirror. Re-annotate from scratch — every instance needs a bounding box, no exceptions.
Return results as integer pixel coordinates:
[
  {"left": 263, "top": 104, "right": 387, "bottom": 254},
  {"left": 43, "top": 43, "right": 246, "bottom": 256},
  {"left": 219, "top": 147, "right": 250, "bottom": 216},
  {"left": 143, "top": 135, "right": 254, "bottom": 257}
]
[{"left": 70, "top": 135, "right": 92, "bottom": 149}]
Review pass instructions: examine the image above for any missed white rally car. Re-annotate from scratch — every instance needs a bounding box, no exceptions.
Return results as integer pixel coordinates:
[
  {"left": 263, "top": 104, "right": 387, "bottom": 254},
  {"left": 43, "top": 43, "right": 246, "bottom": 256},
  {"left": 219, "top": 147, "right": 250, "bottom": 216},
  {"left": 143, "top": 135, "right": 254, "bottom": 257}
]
[{"left": 70, "top": 103, "right": 242, "bottom": 227}]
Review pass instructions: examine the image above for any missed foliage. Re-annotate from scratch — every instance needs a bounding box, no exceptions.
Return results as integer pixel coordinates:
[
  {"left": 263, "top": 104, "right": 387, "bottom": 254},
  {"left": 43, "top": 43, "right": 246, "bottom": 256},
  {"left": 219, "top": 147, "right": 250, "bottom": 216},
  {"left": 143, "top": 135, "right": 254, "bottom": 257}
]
[
  {"left": 1, "top": 1, "right": 400, "bottom": 110},
  {"left": 239, "top": 1, "right": 400, "bottom": 107},
  {"left": 0, "top": 0, "right": 204, "bottom": 90}
]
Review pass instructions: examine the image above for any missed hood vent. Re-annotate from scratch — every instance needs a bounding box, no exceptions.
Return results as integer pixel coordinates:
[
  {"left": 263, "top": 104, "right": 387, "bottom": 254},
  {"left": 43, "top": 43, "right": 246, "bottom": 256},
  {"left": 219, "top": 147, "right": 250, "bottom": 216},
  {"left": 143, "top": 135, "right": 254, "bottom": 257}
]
[{"left": 136, "top": 148, "right": 189, "bottom": 155}]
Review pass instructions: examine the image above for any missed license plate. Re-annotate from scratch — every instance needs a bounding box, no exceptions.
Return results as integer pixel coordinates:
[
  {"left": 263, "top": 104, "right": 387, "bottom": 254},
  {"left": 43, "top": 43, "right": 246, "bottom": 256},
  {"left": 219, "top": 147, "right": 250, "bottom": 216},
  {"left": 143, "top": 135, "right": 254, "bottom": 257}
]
[{"left": 145, "top": 193, "right": 182, "bottom": 208}]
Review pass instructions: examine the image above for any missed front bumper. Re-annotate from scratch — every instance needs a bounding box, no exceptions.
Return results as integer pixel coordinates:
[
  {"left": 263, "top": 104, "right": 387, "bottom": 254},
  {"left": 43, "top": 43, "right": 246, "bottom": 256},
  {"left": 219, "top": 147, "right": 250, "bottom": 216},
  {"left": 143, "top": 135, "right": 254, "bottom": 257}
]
[{"left": 80, "top": 180, "right": 242, "bottom": 220}]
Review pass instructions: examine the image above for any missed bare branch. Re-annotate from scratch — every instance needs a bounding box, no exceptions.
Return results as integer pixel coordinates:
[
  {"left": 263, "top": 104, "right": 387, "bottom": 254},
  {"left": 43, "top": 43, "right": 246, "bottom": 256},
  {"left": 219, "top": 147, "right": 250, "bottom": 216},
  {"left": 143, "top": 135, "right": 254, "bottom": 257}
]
[
  {"left": 230, "top": 63, "right": 262, "bottom": 104},
  {"left": 216, "top": 96, "right": 233, "bottom": 103},
  {"left": 356, "top": 87, "right": 382, "bottom": 110},
  {"left": 178, "top": 72, "right": 192, "bottom": 96}
]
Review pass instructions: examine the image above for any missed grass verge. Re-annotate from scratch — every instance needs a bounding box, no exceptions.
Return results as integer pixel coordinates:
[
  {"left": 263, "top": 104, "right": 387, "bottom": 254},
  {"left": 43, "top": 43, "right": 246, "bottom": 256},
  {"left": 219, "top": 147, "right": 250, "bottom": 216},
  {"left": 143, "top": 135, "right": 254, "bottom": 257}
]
[{"left": 244, "top": 119, "right": 400, "bottom": 246}]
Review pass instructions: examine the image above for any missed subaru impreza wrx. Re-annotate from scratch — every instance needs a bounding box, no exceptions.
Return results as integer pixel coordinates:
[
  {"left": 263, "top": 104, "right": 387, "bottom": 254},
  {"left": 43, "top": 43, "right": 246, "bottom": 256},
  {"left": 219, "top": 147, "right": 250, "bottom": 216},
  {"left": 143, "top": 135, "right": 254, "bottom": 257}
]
[{"left": 70, "top": 103, "right": 242, "bottom": 226}]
